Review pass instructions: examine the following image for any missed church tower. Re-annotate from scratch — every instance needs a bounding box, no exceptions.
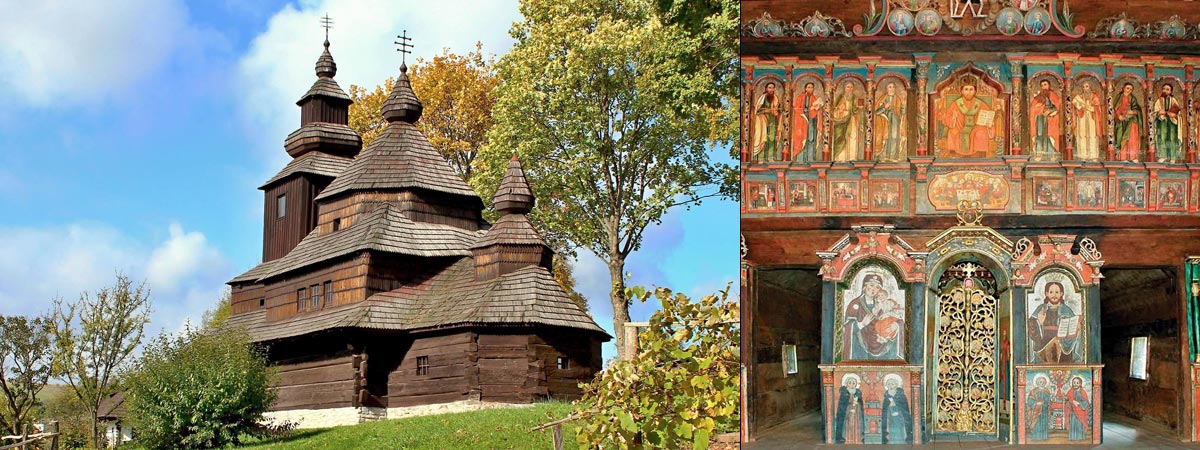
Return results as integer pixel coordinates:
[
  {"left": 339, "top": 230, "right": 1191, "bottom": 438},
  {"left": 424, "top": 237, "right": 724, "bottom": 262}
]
[{"left": 260, "top": 37, "right": 361, "bottom": 262}]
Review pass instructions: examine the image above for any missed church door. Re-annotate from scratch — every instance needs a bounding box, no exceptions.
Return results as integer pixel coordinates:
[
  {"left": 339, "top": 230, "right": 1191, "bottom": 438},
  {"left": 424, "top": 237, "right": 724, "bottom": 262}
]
[{"left": 931, "top": 261, "right": 999, "bottom": 435}]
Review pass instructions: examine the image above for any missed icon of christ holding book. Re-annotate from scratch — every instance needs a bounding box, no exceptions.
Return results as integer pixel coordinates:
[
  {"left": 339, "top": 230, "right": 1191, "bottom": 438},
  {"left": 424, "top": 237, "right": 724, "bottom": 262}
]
[
  {"left": 937, "top": 76, "right": 1001, "bottom": 159},
  {"left": 1027, "top": 280, "right": 1082, "bottom": 363}
]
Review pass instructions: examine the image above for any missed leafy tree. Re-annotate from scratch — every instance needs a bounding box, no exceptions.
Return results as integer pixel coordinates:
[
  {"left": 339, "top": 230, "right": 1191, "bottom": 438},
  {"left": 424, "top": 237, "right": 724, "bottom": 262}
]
[
  {"left": 126, "top": 327, "right": 274, "bottom": 450},
  {"left": 409, "top": 43, "right": 498, "bottom": 182},
  {"left": 553, "top": 256, "right": 589, "bottom": 313},
  {"left": 349, "top": 44, "right": 497, "bottom": 182},
  {"left": 50, "top": 274, "right": 151, "bottom": 448},
  {"left": 653, "top": 0, "right": 742, "bottom": 167},
  {"left": 348, "top": 80, "right": 391, "bottom": 146},
  {"left": 200, "top": 288, "right": 232, "bottom": 331},
  {"left": 40, "top": 388, "right": 91, "bottom": 450},
  {"left": 0, "top": 314, "right": 55, "bottom": 435},
  {"left": 573, "top": 285, "right": 739, "bottom": 449},
  {"left": 476, "top": 0, "right": 738, "bottom": 352}
]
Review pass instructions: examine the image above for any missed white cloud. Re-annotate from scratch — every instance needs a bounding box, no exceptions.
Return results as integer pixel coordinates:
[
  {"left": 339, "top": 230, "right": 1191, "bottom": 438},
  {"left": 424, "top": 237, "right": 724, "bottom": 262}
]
[
  {"left": 146, "top": 223, "right": 227, "bottom": 294},
  {"left": 0, "top": 0, "right": 192, "bottom": 106},
  {"left": 0, "top": 222, "right": 229, "bottom": 337},
  {"left": 237, "top": 0, "right": 520, "bottom": 169}
]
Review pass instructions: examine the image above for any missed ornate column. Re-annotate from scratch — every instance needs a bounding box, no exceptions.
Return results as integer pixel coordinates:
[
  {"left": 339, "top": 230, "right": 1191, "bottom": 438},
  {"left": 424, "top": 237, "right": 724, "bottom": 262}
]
[
  {"left": 1186, "top": 58, "right": 1199, "bottom": 163},
  {"left": 1007, "top": 54, "right": 1026, "bottom": 156},
  {"left": 742, "top": 63, "right": 755, "bottom": 162},
  {"left": 775, "top": 169, "right": 787, "bottom": 213},
  {"left": 1102, "top": 55, "right": 1120, "bottom": 161},
  {"left": 818, "top": 57, "right": 839, "bottom": 162},
  {"left": 915, "top": 54, "right": 934, "bottom": 156},
  {"left": 863, "top": 57, "right": 881, "bottom": 161},
  {"left": 782, "top": 64, "right": 795, "bottom": 161},
  {"left": 1145, "top": 57, "right": 1162, "bottom": 163},
  {"left": 1061, "top": 54, "right": 1080, "bottom": 161}
]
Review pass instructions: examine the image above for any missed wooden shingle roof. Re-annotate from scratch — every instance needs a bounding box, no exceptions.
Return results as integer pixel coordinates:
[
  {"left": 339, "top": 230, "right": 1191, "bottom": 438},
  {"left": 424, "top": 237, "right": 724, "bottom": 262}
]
[
  {"left": 469, "top": 214, "right": 547, "bottom": 249},
  {"left": 259, "top": 150, "right": 352, "bottom": 189},
  {"left": 314, "top": 121, "right": 480, "bottom": 201},
  {"left": 493, "top": 155, "right": 534, "bottom": 213},
  {"left": 300, "top": 78, "right": 351, "bottom": 103},
  {"left": 226, "top": 258, "right": 608, "bottom": 342},
  {"left": 230, "top": 202, "right": 484, "bottom": 283}
]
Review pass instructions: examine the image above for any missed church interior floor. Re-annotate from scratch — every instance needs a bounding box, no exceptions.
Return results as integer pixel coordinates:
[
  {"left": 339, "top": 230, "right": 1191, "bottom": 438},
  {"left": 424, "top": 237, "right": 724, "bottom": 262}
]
[{"left": 744, "top": 411, "right": 1200, "bottom": 449}]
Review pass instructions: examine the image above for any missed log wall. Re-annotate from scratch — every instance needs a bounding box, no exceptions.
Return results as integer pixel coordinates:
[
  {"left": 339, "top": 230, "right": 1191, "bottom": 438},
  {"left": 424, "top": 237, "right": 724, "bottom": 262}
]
[
  {"left": 751, "top": 269, "right": 823, "bottom": 435},
  {"left": 263, "top": 253, "right": 369, "bottom": 321},
  {"left": 263, "top": 175, "right": 330, "bottom": 263},
  {"left": 388, "top": 331, "right": 477, "bottom": 407},
  {"left": 1102, "top": 268, "right": 1183, "bottom": 429}
]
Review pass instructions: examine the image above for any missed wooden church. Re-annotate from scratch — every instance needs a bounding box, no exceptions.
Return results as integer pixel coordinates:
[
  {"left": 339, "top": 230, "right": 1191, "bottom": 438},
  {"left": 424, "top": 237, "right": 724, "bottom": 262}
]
[
  {"left": 740, "top": 0, "right": 1200, "bottom": 446},
  {"left": 223, "top": 36, "right": 609, "bottom": 427}
]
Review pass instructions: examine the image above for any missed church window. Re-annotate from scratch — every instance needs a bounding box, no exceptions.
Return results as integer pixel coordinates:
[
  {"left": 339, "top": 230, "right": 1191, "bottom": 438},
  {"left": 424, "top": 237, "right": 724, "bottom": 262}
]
[
  {"left": 296, "top": 288, "right": 306, "bottom": 310},
  {"left": 324, "top": 281, "right": 333, "bottom": 306},
  {"left": 258, "top": 298, "right": 264, "bottom": 307},
  {"left": 277, "top": 194, "right": 287, "bottom": 218},
  {"left": 332, "top": 218, "right": 342, "bottom": 231},
  {"left": 1131, "top": 337, "right": 1149, "bottom": 380},
  {"left": 556, "top": 356, "right": 569, "bottom": 370},
  {"left": 416, "top": 356, "right": 429, "bottom": 376},
  {"left": 310, "top": 284, "right": 320, "bottom": 309}
]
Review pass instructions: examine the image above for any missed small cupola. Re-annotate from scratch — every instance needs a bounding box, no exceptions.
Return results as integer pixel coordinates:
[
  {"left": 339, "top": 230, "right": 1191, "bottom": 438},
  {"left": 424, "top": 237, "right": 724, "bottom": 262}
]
[
  {"left": 381, "top": 63, "right": 423, "bottom": 124},
  {"left": 470, "top": 156, "right": 553, "bottom": 281},
  {"left": 284, "top": 36, "right": 361, "bottom": 158}
]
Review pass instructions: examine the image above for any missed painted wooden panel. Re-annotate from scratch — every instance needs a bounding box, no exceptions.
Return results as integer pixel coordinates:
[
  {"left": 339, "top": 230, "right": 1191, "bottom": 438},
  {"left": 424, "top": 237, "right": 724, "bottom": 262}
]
[
  {"left": 1015, "top": 365, "right": 1103, "bottom": 445},
  {"left": 819, "top": 365, "right": 922, "bottom": 444}
]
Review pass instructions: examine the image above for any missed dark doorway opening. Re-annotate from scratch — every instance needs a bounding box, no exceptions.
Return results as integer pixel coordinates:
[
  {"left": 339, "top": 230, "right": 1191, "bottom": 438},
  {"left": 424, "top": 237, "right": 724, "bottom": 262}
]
[
  {"left": 1099, "top": 267, "right": 1183, "bottom": 436},
  {"left": 750, "top": 267, "right": 823, "bottom": 436}
]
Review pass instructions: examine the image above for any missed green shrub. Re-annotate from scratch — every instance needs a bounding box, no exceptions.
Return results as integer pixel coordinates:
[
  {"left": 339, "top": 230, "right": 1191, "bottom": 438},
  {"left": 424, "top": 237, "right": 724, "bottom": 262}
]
[
  {"left": 125, "top": 327, "right": 275, "bottom": 450},
  {"left": 574, "top": 285, "right": 739, "bottom": 449}
]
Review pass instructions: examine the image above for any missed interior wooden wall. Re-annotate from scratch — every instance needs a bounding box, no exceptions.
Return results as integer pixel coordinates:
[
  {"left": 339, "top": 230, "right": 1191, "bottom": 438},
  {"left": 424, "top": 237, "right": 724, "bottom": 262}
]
[
  {"left": 1100, "top": 268, "right": 1183, "bottom": 430},
  {"left": 751, "top": 268, "right": 823, "bottom": 434}
]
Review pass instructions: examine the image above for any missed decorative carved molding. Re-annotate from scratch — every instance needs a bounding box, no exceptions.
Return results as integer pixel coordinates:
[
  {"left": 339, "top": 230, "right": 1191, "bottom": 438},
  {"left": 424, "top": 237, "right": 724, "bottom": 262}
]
[
  {"left": 742, "top": 11, "right": 852, "bottom": 38},
  {"left": 1089, "top": 13, "right": 1200, "bottom": 40},
  {"left": 817, "top": 224, "right": 926, "bottom": 282}
]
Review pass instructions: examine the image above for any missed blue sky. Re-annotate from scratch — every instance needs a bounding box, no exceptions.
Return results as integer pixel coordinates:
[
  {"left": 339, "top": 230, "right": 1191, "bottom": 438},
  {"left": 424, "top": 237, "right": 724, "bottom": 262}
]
[{"left": 0, "top": 0, "right": 738, "bottom": 359}]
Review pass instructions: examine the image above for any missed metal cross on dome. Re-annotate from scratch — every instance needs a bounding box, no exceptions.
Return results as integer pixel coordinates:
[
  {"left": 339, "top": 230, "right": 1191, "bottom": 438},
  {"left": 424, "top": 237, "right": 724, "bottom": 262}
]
[
  {"left": 320, "top": 13, "right": 333, "bottom": 40},
  {"left": 395, "top": 30, "right": 414, "bottom": 66}
]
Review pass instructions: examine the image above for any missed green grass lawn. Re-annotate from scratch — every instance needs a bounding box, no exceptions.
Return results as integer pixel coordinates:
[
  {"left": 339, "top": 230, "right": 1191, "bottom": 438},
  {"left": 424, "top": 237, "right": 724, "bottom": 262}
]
[{"left": 235, "top": 401, "right": 580, "bottom": 450}]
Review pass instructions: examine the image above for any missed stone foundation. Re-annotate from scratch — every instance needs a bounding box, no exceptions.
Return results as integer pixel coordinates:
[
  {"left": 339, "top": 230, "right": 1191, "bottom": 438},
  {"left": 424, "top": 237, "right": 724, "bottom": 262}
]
[{"left": 264, "top": 401, "right": 534, "bottom": 429}]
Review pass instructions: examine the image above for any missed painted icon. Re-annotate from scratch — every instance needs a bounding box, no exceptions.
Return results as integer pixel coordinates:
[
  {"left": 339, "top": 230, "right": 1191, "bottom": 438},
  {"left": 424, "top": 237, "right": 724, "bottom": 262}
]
[{"left": 997, "top": 8, "right": 1023, "bottom": 36}]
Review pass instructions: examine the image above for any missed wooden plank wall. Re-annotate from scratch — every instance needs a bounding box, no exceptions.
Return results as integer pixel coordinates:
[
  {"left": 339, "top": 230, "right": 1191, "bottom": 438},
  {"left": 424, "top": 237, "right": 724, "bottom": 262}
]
[
  {"left": 365, "top": 253, "right": 456, "bottom": 299},
  {"left": 317, "top": 191, "right": 483, "bottom": 232},
  {"left": 263, "top": 253, "right": 369, "bottom": 321},
  {"left": 230, "top": 283, "right": 265, "bottom": 315},
  {"left": 272, "top": 354, "right": 357, "bottom": 411},
  {"left": 478, "top": 334, "right": 537, "bottom": 402},
  {"left": 263, "top": 175, "right": 330, "bottom": 263},
  {"left": 388, "top": 332, "right": 477, "bottom": 407},
  {"left": 1101, "top": 268, "right": 1182, "bottom": 429},
  {"left": 529, "top": 330, "right": 603, "bottom": 400},
  {"left": 751, "top": 270, "right": 824, "bottom": 435}
]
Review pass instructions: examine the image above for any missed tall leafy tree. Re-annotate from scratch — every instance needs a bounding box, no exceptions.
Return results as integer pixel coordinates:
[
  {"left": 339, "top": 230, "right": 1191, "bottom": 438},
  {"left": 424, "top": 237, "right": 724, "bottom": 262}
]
[
  {"left": 348, "top": 46, "right": 590, "bottom": 311},
  {"left": 349, "top": 44, "right": 498, "bottom": 182},
  {"left": 50, "top": 274, "right": 151, "bottom": 448},
  {"left": 0, "top": 314, "right": 55, "bottom": 435},
  {"left": 475, "top": 0, "right": 738, "bottom": 352}
]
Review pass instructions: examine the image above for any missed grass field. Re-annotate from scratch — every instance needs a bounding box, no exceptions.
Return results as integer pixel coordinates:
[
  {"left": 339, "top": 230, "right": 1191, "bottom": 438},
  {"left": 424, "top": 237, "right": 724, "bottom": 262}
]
[{"left": 234, "top": 401, "right": 581, "bottom": 450}]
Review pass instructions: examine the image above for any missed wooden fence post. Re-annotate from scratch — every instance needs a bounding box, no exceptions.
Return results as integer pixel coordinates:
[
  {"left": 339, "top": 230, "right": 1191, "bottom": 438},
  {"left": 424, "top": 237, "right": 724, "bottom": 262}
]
[
  {"left": 50, "top": 421, "right": 59, "bottom": 450},
  {"left": 19, "top": 424, "right": 27, "bottom": 450},
  {"left": 552, "top": 424, "right": 563, "bottom": 450}
]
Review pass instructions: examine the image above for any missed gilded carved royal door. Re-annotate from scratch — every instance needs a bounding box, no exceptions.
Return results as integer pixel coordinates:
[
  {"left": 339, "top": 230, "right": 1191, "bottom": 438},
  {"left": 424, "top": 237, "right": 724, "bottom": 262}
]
[{"left": 932, "top": 262, "right": 998, "bottom": 434}]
